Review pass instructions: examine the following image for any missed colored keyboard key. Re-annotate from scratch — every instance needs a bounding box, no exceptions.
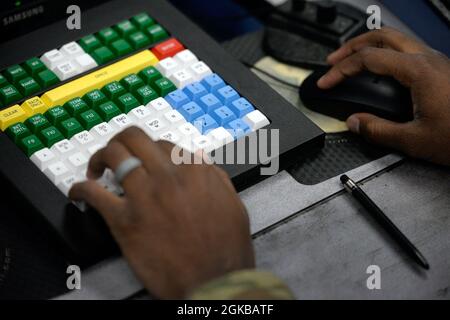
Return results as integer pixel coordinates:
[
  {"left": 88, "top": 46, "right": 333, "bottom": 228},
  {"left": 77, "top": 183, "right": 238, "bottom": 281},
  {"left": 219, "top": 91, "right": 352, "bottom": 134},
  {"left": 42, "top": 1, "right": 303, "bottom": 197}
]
[
  {"left": 178, "top": 102, "right": 204, "bottom": 121},
  {"left": 0, "top": 105, "right": 27, "bottom": 131},
  {"left": 192, "top": 114, "right": 219, "bottom": 134},
  {"left": 19, "top": 134, "right": 45, "bottom": 156},
  {"left": 198, "top": 93, "right": 222, "bottom": 113},
  {"left": 165, "top": 89, "right": 190, "bottom": 109},
  {"left": 41, "top": 51, "right": 158, "bottom": 107},
  {"left": 229, "top": 97, "right": 255, "bottom": 117},
  {"left": 216, "top": 85, "right": 239, "bottom": 105},
  {"left": 152, "top": 38, "right": 185, "bottom": 60},
  {"left": 201, "top": 74, "right": 226, "bottom": 92},
  {"left": 6, "top": 122, "right": 31, "bottom": 143},
  {"left": 183, "top": 82, "right": 208, "bottom": 101},
  {"left": 210, "top": 106, "right": 237, "bottom": 126}
]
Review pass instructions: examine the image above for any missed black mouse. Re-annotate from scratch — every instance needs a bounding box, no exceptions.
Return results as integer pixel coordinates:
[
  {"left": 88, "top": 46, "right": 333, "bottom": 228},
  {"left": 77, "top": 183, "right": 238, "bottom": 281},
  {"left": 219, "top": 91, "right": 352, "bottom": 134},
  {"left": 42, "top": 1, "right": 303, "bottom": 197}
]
[{"left": 300, "top": 69, "right": 414, "bottom": 122}]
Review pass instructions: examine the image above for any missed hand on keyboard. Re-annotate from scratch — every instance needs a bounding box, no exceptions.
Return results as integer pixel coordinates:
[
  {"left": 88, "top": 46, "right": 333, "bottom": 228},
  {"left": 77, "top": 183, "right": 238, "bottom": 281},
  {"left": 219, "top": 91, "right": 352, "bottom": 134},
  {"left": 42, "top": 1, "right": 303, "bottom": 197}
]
[
  {"left": 69, "top": 126, "right": 255, "bottom": 299},
  {"left": 318, "top": 27, "right": 450, "bottom": 166}
]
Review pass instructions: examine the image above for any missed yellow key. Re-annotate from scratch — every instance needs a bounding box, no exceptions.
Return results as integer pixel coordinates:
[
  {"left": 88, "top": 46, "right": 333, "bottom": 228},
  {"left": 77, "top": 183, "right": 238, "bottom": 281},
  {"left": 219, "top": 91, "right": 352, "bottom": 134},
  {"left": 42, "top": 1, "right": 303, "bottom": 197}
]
[
  {"left": 0, "top": 105, "right": 27, "bottom": 131},
  {"left": 21, "top": 97, "right": 48, "bottom": 115},
  {"left": 41, "top": 50, "right": 159, "bottom": 107}
]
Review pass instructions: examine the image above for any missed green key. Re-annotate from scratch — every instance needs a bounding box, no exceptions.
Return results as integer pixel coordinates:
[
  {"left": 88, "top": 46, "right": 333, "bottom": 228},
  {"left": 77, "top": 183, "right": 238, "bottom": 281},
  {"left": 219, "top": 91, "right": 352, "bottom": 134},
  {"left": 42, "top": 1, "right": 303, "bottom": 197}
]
[
  {"left": 110, "top": 39, "right": 133, "bottom": 57},
  {"left": 135, "top": 85, "right": 158, "bottom": 105},
  {"left": 102, "top": 81, "right": 127, "bottom": 100},
  {"left": 138, "top": 66, "right": 162, "bottom": 85},
  {"left": 83, "top": 89, "right": 108, "bottom": 108},
  {"left": 64, "top": 97, "right": 89, "bottom": 116},
  {"left": 0, "top": 74, "right": 8, "bottom": 88},
  {"left": 128, "top": 31, "right": 150, "bottom": 49},
  {"left": 78, "top": 34, "right": 102, "bottom": 53},
  {"left": 95, "top": 101, "right": 122, "bottom": 122},
  {"left": 97, "top": 27, "right": 120, "bottom": 45},
  {"left": 131, "top": 13, "right": 155, "bottom": 30},
  {"left": 23, "top": 58, "right": 47, "bottom": 76},
  {"left": 114, "top": 20, "right": 137, "bottom": 38},
  {"left": 17, "top": 77, "right": 41, "bottom": 96},
  {"left": 45, "top": 106, "right": 70, "bottom": 126},
  {"left": 57, "top": 118, "right": 83, "bottom": 138},
  {"left": 120, "top": 74, "right": 144, "bottom": 93},
  {"left": 77, "top": 109, "right": 103, "bottom": 130},
  {"left": 91, "top": 46, "right": 115, "bottom": 65},
  {"left": 152, "top": 78, "right": 176, "bottom": 96},
  {"left": 116, "top": 93, "right": 140, "bottom": 113},
  {"left": 38, "top": 126, "right": 64, "bottom": 147},
  {"left": 4, "top": 65, "right": 28, "bottom": 84},
  {"left": 25, "top": 114, "right": 51, "bottom": 133},
  {"left": 146, "top": 24, "right": 169, "bottom": 43},
  {"left": 36, "top": 69, "right": 59, "bottom": 88},
  {"left": 6, "top": 122, "right": 31, "bottom": 144},
  {"left": 19, "top": 134, "right": 44, "bottom": 156},
  {"left": 0, "top": 84, "right": 22, "bottom": 105}
]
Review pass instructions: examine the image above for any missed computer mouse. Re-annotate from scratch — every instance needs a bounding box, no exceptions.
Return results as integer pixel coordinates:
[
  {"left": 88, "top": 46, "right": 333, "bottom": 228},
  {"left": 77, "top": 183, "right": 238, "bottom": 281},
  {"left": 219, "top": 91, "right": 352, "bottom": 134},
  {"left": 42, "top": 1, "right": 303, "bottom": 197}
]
[{"left": 299, "top": 69, "right": 414, "bottom": 122}]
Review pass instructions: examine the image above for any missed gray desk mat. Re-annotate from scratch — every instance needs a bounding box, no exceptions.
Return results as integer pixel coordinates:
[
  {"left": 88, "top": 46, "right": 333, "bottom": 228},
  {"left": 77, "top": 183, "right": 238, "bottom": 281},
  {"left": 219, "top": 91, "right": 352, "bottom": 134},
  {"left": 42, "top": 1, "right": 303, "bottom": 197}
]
[{"left": 56, "top": 0, "right": 415, "bottom": 300}]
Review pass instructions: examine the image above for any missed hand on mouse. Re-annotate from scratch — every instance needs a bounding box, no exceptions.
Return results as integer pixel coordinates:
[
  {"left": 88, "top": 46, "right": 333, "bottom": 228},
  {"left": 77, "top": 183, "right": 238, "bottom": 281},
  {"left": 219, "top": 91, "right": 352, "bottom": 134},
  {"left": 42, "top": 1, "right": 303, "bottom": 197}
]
[
  {"left": 317, "top": 27, "right": 450, "bottom": 166},
  {"left": 69, "top": 127, "right": 254, "bottom": 299}
]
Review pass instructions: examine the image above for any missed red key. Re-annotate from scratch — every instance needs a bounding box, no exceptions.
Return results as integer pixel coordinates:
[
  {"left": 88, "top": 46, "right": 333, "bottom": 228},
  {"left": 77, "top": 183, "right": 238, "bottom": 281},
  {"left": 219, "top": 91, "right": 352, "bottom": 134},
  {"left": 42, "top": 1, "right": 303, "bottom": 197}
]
[{"left": 151, "top": 38, "right": 185, "bottom": 60}]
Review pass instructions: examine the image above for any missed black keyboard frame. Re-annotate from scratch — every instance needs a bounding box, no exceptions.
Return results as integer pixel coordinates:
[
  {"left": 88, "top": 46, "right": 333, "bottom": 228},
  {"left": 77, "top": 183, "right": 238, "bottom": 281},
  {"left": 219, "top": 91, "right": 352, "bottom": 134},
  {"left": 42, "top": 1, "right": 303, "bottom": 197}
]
[{"left": 0, "top": 0, "right": 324, "bottom": 264}]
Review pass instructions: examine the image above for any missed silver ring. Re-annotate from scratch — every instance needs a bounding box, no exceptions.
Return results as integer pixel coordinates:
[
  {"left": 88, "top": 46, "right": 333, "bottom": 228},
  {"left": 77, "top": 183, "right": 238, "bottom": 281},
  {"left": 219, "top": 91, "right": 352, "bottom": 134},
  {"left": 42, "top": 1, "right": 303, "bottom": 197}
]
[{"left": 115, "top": 157, "right": 142, "bottom": 184}]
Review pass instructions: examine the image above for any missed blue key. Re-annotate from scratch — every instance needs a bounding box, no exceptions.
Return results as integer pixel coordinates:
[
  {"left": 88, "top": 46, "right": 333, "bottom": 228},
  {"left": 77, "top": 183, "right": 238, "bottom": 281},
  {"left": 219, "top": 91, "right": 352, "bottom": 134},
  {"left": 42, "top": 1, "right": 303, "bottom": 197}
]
[
  {"left": 201, "top": 73, "right": 226, "bottom": 92},
  {"left": 210, "top": 106, "right": 237, "bottom": 126},
  {"left": 165, "top": 89, "right": 190, "bottom": 109},
  {"left": 198, "top": 93, "right": 222, "bottom": 113},
  {"left": 183, "top": 82, "right": 208, "bottom": 101},
  {"left": 192, "top": 114, "right": 219, "bottom": 134},
  {"left": 216, "top": 85, "right": 239, "bottom": 105},
  {"left": 179, "top": 102, "right": 205, "bottom": 122},
  {"left": 229, "top": 97, "right": 255, "bottom": 117},
  {"left": 226, "top": 119, "right": 250, "bottom": 139}
]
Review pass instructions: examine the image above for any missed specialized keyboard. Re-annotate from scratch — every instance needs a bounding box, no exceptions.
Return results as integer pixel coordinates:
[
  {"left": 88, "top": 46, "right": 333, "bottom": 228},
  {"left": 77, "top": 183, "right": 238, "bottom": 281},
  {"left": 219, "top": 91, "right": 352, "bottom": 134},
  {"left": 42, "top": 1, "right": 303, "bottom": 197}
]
[{"left": 0, "top": 0, "right": 324, "bottom": 262}]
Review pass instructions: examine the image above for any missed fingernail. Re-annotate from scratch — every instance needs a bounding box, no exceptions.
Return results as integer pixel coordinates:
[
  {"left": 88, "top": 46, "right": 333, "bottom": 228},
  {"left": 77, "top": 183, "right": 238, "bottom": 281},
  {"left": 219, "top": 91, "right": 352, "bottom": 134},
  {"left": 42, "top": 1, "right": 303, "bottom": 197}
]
[{"left": 347, "top": 116, "right": 360, "bottom": 134}]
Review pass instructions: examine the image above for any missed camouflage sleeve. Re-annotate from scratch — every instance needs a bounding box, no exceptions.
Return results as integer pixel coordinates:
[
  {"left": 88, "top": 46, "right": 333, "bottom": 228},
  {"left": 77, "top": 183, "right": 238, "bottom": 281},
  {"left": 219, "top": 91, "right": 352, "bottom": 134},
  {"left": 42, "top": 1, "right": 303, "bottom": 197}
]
[{"left": 188, "top": 270, "right": 295, "bottom": 300}]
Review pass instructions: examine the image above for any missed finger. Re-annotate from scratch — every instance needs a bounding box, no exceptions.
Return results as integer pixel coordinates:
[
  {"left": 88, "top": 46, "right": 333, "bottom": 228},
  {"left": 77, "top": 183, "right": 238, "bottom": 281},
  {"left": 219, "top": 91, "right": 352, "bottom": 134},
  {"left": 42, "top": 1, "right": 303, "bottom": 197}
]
[
  {"left": 327, "top": 27, "right": 430, "bottom": 65},
  {"left": 112, "top": 127, "right": 176, "bottom": 174},
  {"left": 347, "top": 113, "right": 416, "bottom": 153},
  {"left": 69, "top": 180, "right": 126, "bottom": 223},
  {"left": 87, "top": 139, "right": 149, "bottom": 194},
  {"left": 318, "top": 47, "right": 419, "bottom": 89}
]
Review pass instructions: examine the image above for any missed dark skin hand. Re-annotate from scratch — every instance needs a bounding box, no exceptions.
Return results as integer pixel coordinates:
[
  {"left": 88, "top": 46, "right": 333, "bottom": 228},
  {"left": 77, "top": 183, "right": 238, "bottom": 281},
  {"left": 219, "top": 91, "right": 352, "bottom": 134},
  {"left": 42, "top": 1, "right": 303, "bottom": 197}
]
[
  {"left": 69, "top": 127, "right": 254, "bottom": 299},
  {"left": 318, "top": 27, "right": 450, "bottom": 166}
]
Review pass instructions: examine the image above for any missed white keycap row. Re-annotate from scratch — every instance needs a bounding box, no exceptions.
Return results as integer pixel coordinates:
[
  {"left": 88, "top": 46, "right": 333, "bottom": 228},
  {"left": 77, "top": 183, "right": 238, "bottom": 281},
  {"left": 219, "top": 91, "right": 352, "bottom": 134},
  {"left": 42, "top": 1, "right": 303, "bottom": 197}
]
[
  {"left": 156, "top": 49, "right": 212, "bottom": 88},
  {"left": 40, "top": 42, "right": 98, "bottom": 81}
]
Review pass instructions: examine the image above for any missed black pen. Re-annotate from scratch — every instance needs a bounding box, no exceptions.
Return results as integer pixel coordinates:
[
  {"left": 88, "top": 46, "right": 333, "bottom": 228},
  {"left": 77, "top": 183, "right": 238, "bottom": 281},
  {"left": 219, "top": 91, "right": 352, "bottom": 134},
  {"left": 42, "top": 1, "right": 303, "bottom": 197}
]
[{"left": 340, "top": 175, "right": 430, "bottom": 270}]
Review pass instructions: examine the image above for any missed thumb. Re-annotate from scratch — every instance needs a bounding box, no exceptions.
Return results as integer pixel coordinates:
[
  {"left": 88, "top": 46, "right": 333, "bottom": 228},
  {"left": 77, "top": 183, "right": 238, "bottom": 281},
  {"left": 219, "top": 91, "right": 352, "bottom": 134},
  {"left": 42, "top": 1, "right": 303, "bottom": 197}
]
[{"left": 347, "top": 113, "right": 414, "bottom": 152}]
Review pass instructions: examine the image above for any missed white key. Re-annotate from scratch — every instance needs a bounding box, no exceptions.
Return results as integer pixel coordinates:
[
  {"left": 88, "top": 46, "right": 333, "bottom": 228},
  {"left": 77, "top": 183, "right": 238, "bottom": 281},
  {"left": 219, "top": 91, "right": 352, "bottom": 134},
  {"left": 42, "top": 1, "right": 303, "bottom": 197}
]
[
  {"left": 178, "top": 122, "right": 201, "bottom": 140},
  {"left": 190, "top": 61, "right": 212, "bottom": 80},
  {"left": 169, "top": 69, "right": 195, "bottom": 88},
  {"left": 67, "top": 152, "right": 89, "bottom": 172},
  {"left": 243, "top": 110, "right": 270, "bottom": 131},
  {"left": 57, "top": 175, "right": 83, "bottom": 197},
  {"left": 159, "top": 131, "right": 181, "bottom": 144},
  {"left": 40, "top": 49, "right": 65, "bottom": 70},
  {"left": 73, "top": 53, "right": 98, "bottom": 72},
  {"left": 53, "top": 61, "right": 79, "bottom": 80},
  {"left": 44, "top": 161, "right": 71, "bottom": 184},
  {"left": 207, "top": 127, "right": 234, "bottom": 149},
  {"left": 174, "top": 49, "right": 198, "bottom": 66},
  {"left": 163, "top": 109, "right": 185, "bottom": 127},
  {"left": 88, "top": 144, "right": 104, "bottom": 156},
  {"left": 148, "top": 97, "right": 172, "bottom": 114},
  {"left": 143, "top": 117, "right": 167, "bottom": 139},
  {"left": 192, "top": 135, "right": 213, "bottom": 153},
  {"left": 60, "top": 42, "right": 85, "bottom": 58},
  {"left": 109, "top": 114, "right": 133, "bottom": 131},
  {"left": 51, "top": 139, "right": 76, "bottom": 158},
  {"left": 70, "top": 130, "right": 95, "bottom": 149},
  {"left": 90, "top": 122, "right": 117, "bottom": 141},
  {"left": 156, "top": 57, "right": 181, "bottom": 77},
  {"left": 128, "top": 105, "right": 153, "bottom": 123},
  {"left": 30, "top": 148, "right": 57, "bottom": 170}
]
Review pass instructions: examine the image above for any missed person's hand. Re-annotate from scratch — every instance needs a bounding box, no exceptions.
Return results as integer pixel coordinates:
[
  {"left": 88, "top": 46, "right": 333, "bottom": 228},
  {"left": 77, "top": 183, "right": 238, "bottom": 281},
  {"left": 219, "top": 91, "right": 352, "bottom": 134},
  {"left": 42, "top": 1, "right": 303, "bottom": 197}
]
[
  {"left": 317, "top": 27, "right": 450, "bottom": 166},
  {"left": 69, "top": 127, "right": 254, "bottom": 299}
]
